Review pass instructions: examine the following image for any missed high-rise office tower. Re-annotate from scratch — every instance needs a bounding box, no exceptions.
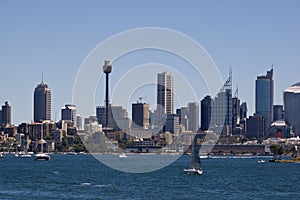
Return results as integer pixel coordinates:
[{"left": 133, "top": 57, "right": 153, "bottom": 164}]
[
  {"left": 96, "top": 105, "right": 111, "bottom": 127},
  {"left": 96, "top": 105, "right": 128, "bottom": 130},
  {"left": 284, "top": 83, "right": 300, "bottom": 135},
  {"left": 34, "top": 80, "right": 51, "bottom": 122},
  {"left": 188, "top": 102, "right": 200, "bottom": 132},
  {"left": 1, "top": 101, "right": 11, "bottom": 126},
  {"left": 246, "top": 114, "right": 265, "bottom": 141},
  {"left": 165, "top": 114, "right": 180, "bottom": 134},
  {"left": 232, "top": 97, "right": 240, "bottom": 133},
  {"left": 132, "top": 102, "right": 150, "bottom": 129},
  {"left": 240, "top": 102, "right": 248, "bottom": 120},
  {"left": 157, "top": 72, "right": 174, "bottom": 114},
  {"left": 255, "top": 68, "right": 274, "bottom": 135},
  {"left": 201, "top": 95, "right": 212, "bottom": 131},
  {"left": 61, "top": 104, "right": 77, "bottom": 127},
  {"left": 211, "top": 73, "right": 232, "bottom": 136}
]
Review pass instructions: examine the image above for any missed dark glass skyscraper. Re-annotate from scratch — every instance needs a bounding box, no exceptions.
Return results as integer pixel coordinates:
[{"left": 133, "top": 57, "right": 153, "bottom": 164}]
[
  {"left": 255, "top": 69, "right": 274, "bottom": 116},
  {"left": 255, "top": 68, "right": 274, "bottom": 135},
  {"left": 1, "top": 101, "right": 11, "bottom": 126},
  {"left": 34, "top": 81, "right": 51, "bottom": 122},
  {"left": 188, "top": 102, "right": 200, "bottom": 133},
  {"left": 132, "top": 102, "right": 150, "bottom": 130},
  {"left": 232, "top": 97, "right": 240, "bottom": 133},
  {"left": 61, "top": 104, "right": 77, "bottom": 127},
  {"left": 240, "top": 102, "right": 248, "bottom": 120},
  {"left": 200, "top": 95, "right": 212, "bottom": 131},
  {"left": 211, "top": 73, "right": 232, "bottom": 136}
]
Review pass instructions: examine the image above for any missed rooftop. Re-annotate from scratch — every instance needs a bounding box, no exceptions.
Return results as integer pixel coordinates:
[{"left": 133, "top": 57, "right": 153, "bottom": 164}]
[{"left": 284, "top": 82, "right": 300, "bottom": 93}]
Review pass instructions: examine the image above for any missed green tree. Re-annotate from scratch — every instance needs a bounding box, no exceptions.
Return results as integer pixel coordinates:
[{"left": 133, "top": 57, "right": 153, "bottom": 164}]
[{"left": 270, "top": 144, "right": 284, "bottom": 160}]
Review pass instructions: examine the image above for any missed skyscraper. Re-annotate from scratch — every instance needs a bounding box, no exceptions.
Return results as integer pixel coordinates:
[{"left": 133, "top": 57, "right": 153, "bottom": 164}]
[
  {"left": 157, "top": 72, "right": 174, "bottom": 114},
  {"left": 96, "top": 105, "right": 128, "bottom": 130},
  {"left": 61, "top": 104, "right": 77, "bottom": 127},
  {"left": 201, "top": 95, "right": 212, "bottom": 131},
  {"left": 232, "top": 97, "right": 240, "bottom": 133},
  {"left": 132, "top": 102, "right": 150, "bottom": 129},
  {"left": 165, "top": 114, "right": 179, "bottom": 134},
  {"left": 1, "top": 101, "right": 11, "bottom": 126},
  {"left": 246, "top": 115, "right": 265, "bottom": 141},
  {"left": 211, "top": 73, "right": 232, "bottom": 136},
  {"left": 240, "top": 102, "right": 248, "bottom": 120},
  {"left": 255, "top": 68, "right": 274, "bottom": 135},
  {"left": 284, "top": 83, "right": 300, "bottom": 135},
  {"left": 34, "top": 81, "right": 51, "bottom": 122},
  {"left": 188, "top": 102, "right": 200, "bottom": 133}
]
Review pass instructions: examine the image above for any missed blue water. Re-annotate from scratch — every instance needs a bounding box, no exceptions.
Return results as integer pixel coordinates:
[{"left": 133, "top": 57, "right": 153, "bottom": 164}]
[{"left": 1, "top": 154, "right": 300, "bottom": 200}]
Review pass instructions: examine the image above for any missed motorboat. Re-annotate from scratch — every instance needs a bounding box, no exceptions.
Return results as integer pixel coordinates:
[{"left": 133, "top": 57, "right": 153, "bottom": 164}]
[
  {"left": 119, "top": 153, "right": 127, "bottom": 158},
  {"left": 34, "top": 153, "right": 50, "bottom": 161}
]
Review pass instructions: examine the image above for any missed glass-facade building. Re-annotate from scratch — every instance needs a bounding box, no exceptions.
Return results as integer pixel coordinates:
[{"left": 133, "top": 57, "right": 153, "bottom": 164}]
[
  {"left": 255, "top": 68, "right": 274, "bottom": 136},
  {"left": 284, "top": 83, "right": 300, "bottom": 135},
  {"left": 157, "top": 72, "right": 174, "bottom": 114},
  {"left": 34, "top": 82, "right": 51, "bottom": 122}
]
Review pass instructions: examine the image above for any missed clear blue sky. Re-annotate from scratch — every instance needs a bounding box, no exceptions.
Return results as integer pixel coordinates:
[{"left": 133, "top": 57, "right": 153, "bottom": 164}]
[{"left": 1, "top": 0, "right": 300, "bottom": 124}]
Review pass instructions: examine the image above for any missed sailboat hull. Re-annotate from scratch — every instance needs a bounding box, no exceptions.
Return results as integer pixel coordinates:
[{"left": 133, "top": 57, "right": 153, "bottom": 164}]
[{"left": 184, "top": 168, "right": 203, "bottom": 175}]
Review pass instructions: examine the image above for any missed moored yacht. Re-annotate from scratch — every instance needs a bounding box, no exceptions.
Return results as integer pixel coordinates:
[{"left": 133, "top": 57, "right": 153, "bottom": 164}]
[{"left": 34, "top": 127, "right": 50, "bottom": 161}]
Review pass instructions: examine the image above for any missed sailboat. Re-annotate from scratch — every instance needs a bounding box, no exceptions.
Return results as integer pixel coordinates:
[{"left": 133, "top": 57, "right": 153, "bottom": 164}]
[
  {"left": 184, "top": 137, "right": 203, "bottom": 175},
  {"left": 34, "top": 125, "right": 50, "bottom": 161}
]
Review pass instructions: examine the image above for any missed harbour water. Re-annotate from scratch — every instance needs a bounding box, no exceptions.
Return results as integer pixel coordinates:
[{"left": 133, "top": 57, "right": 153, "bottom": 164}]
[{"left": 0, "top": 154, "right": 299, "bottom": 199}]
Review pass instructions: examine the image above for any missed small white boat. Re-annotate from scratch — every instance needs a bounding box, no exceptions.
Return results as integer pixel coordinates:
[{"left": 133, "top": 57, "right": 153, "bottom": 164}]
[
  {"left": 119, "top": 153, "right": 127, "bottom": 158},
  {"left": 258, "top": 159, "right": 265, "bottom": 163},
  {"left": 34, "top": 153, "right": 50, "bottom": 161},
  {"left": 0, "top": 152, "right": 3, "bottom": 158},
  {"left": 67, "top": 152, "right": 77, "bottom": 155},
  {"left": 20, "top": 154, "right": 33, "bottom": 158},
  {"left": 16, "top": 151, "right": 33, "bottom": 158}
]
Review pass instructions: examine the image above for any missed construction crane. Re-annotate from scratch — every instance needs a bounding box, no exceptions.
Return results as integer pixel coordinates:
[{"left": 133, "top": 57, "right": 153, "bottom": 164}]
[{"left": 138, "top": 96, "right": 147, "bottom": 104}]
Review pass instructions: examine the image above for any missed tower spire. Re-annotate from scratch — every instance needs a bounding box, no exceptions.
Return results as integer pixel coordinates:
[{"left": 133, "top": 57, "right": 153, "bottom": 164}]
[{"left": 42, "top": 72, "right": 44, "bottom": 83}]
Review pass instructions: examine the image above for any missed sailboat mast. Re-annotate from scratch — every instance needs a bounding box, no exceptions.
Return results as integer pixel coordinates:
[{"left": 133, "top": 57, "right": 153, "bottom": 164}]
[{"left": 41, "top": 124, "right": 43, "bottom": 153}]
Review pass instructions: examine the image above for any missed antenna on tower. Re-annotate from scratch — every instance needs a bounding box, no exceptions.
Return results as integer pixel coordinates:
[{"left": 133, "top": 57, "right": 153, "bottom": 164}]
[
  {"left": 234, "top": 85, "right": 239, "bottom": 98},
  {"left": 138, "top": 96, "right": 147, "bottom": 104},
  {"left": 105, "top": 49, "right": 109, "bottom": 60},
  {"left": 42, "top": 72, "right": 44, "bottom": 83}
]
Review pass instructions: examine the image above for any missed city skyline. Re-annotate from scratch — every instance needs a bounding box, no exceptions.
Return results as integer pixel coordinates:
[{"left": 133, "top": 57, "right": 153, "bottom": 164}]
[
  {"left": 0, "top": 67, "right": 298, "bottom": 126},
  {"left": 1, "top": 1, "right": 300, "bottom": 124}
]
